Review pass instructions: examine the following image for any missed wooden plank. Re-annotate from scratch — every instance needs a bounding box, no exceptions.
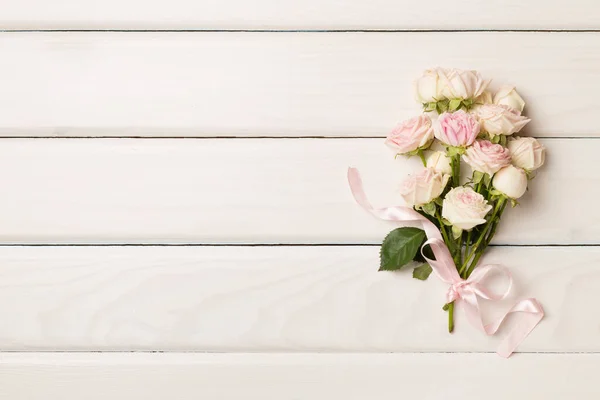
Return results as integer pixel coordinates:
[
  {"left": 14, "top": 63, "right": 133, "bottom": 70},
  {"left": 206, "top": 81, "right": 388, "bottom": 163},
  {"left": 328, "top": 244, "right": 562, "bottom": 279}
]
[
  {"left": 0, "top": 245, "right": 597, "bottom": 352},
  {"left": 0, "top": 0, "right": 598, "bottom": 30},
  {"left": 0, "top": 32, "right": 599, "bottom": 137},
  {"left": 0, "top": 352, "right": 599, "bottom": 399},
  {"left": 0, "top": 138, "right": 591, "bottom": 245}
]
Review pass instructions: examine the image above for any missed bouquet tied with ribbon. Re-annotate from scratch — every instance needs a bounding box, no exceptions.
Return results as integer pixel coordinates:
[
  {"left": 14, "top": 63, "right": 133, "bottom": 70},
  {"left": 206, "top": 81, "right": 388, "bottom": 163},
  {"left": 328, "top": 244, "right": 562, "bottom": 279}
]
[{"left": 349, "top": 68, "right": 546, "bottom": 357}]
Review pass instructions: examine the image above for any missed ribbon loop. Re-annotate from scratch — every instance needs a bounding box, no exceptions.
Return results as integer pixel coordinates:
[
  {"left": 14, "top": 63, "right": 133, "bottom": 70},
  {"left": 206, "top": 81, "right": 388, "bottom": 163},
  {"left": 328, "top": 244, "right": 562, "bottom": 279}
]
[{"left": 348, "top": 167, "right": 544, "bottom": 358}]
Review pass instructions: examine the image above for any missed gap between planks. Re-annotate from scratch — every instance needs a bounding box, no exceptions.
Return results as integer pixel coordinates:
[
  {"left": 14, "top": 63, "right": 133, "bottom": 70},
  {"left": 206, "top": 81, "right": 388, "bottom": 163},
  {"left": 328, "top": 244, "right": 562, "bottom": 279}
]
[
  {"left": 0, "top": 136, "right": 595, "bottom": 140},
  {"left": 0, "top": 244, "right": 596, "bottom": 247},
  {"left": 3, "top": 29, "right": 600, "bottom": 33}
]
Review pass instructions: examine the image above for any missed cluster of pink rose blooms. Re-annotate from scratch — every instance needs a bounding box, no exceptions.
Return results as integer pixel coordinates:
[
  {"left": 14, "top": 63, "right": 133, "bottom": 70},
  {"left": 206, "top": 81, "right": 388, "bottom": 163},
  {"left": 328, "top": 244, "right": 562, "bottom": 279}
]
[{"left": 387, "top": 68, "right": 545, "bottom": 240}]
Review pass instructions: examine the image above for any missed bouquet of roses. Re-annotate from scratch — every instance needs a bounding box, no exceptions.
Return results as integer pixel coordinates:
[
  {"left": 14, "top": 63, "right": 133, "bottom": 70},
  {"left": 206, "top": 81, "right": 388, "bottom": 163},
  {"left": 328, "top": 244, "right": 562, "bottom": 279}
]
[{"left": 348, "top": 68, "right": 546, "bottom": 356}]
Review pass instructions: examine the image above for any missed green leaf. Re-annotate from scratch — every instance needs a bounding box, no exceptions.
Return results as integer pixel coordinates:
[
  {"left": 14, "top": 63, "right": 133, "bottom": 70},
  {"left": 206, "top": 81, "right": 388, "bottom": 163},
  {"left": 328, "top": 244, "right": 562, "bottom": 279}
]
[
  {"left": 483, "top": 173, "right": 492, "bottom": 187},
  {"left": 448, "top": 98, "right": 462, "bottom": 112},
  {"left": 424, "top": 102, "right": 436, "bottom": 112},
  {"left": 490, "top": 135, "right": 501, "bottom": 144},
  {"left": 413, "top": 264, "right": 433, "bottom": 280},
  {"left": 472, "top": 170, "right": 484, "bottom": 184},
  {"left": 446, "top": 146, "right": 465, "bottom": 157},
  {"left": 478, "top": 132, "right": 490, "bottom": 141},
  {"left": 379, "top": 227, "right": 426, "bottom": 271},
  {"left": 436, "top": 100, "right": 449, "bottom": 114},
  {"left": 525, "top": 169, "right": 535, "bottom": 180},
  {"left": 421, "top": 202, "right": 437, "bottom": 217},
  {"left": 499, "top": 135, "right": 508, "bottom": 147}
]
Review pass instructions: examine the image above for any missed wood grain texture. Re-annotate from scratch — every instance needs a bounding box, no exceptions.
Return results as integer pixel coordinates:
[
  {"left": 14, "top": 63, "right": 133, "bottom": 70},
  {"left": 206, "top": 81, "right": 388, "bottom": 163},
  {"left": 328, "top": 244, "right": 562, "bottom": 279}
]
[
  {"left": 0, "top": 138, "right": 591, "bottom": 245},
  {"left": 0, "top": 32, "right": 599, "bottom": 137},
  {"left": 0, "top": 245, "right": 597, "bottom": 351},
  {"left": 0, "top": 0, "right": 598, "bottom": 30},
  {"left": 1, "top": 352, "right": 599, "bottom": 400}
]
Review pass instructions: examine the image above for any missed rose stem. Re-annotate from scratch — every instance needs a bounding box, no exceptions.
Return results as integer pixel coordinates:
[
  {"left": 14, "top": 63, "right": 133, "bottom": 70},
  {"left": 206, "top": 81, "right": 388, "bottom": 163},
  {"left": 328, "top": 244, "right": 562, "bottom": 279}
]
[
  {"left": 465, "top": 230, "right": 472, "bottom": 262},
  {"left": 451, "top": 153, "right": 460, "bottom": 187},
  {"left": 458, "top": 196, "right": 506, "bottom": 276},
  {"left": 448, "top": 302, "right": 454, "bottom": 333},
  {"left": 436, "top": 212, "right": 454, "bottom": 254},
  {"left": 446, "top": 153, "right": 462, "bottom": 333},
  {"left": 465, "top": 197, "right": 507, "bottom": 277}
]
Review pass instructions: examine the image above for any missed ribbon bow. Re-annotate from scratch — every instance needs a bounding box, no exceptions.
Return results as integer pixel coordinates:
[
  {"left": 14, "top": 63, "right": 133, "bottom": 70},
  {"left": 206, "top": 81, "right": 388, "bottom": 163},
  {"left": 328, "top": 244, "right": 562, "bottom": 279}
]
[{"left": 348, "top": 167, "right": 544, "bottom": 357}]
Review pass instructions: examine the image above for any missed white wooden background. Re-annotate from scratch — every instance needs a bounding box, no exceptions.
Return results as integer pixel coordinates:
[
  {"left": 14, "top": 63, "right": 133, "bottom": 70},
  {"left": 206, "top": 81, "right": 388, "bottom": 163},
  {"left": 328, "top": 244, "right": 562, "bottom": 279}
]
[{"left": 0, "top": 1, "right": 599, "bottom": 399}]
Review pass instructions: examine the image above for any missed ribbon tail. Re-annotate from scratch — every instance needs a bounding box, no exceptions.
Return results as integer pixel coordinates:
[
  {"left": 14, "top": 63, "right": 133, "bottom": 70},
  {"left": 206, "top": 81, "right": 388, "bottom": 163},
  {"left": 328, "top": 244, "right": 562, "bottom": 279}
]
[
  {"left": 490, "top": 298, "right": 545, "bottom": 358},
  {"left": 347, "top": 167, "right": 375, "bottom": 211},
  {"left": 461, "top": 291, "right": 544, "bottom": 358}
]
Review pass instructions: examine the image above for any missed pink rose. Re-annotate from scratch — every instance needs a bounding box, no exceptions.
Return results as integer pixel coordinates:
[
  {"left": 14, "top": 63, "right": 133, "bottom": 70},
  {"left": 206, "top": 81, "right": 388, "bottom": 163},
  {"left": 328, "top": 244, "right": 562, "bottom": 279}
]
[
  {"left": 472, "top": 104, "right": 530, "bottom": 136},
  {"left": 400, "top": 168, "right": 450, "bottom": 207},
  {"left": 434, "top": 110, "right": 480, "bottom": 147},
  {"left": 462, "top": 140, "right": 511, "bottom": 175},
  {"left": 386, "top": 115, "right": 434, "bottom": 154}
]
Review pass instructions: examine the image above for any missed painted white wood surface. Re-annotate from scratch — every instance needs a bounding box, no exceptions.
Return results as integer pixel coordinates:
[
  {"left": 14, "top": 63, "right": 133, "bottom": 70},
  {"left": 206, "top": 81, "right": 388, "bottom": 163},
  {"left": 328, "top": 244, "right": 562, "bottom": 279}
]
[
  {"left": 0, "top": 32, "right": 599, "bottom": 137},
  {"left": 0, "top": 138, "right": 590, "bottom": 245},
  {"left": 0, "top": 0, "right": 598, "bottom": 30},
  {"left": 0, "top": 352, "right": 598, "bottom": 399},
  {"left": 0, "top": 245, "right": 596, "bottom": 352}
]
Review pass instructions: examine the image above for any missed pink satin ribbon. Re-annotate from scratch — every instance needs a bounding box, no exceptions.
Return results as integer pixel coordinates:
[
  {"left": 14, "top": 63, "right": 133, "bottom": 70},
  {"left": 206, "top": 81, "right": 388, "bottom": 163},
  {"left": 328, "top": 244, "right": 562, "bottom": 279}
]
[{"left": 348, "top": 167, "right": 544, "bottom": 357}]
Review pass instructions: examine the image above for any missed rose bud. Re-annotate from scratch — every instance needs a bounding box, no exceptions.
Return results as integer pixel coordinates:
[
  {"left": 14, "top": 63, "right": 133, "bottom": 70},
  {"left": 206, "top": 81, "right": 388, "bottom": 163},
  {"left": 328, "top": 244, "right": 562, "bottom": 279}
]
[
  {"left": 426, "top": 151, "right": 452, "bottom": 175},
  {"left": 442, "top": 186, "right": 492, "bottom": 231},
  {"left": 386, "top": 115, "right": 434, "bottom": 154},
  {"left": 434, "top": 110, "right": 480, "bottom": 147},
  {"left": 471, "top": 104, "right": 530, "bottom": 136},
  {"left": 492, "top": 165, "right": 528, "bottom": 199},
  {"left": 400, "top": 168, "right": 450, "bottom": 207},
  {"left": 507, "top": 136, "right": 546, "bottom": 171},
  {"left": 493, "top": 86, "right": 526, "bottom": 113},
  {"left": 437, "top": 68, "right": 490, "bottom": 100},
  {"left": 462, "top": 140, "right": 511, "bottom": 175},
  {"left": 414, "top": 69, "right": 441, "bottom": 103}
]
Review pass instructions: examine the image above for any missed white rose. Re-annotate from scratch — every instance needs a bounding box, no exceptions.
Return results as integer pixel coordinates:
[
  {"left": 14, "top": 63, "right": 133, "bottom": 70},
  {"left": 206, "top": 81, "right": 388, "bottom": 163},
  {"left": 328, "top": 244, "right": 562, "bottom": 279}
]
[
  {"left": 437, "top": 68, "right": 490, "bottom": 100},
  {"left": 493, "top": 86, "right": 525, "bottom": 113},
  {"left": 471, "top": 104, "right": 530, "bottom": 136},
  {"left": 400, "top": 168, "right": 450, "bottom": 207},
  {"left": 414, "top": 69, "right": 440, "bottom": 103},
  {"left": 492, "top": 165, "right": 528, "bottom": 199},
  {"left": 442, "top": 187, "right": 492, "bottom": 231},
  {"left": 415, "top": 68, "right": 490, "bottom": 103},
  {"left": 507, "top": 136, "right": 545, "bottom": 171},
  {"left": 426, "top": 151, "right": 452, "bottom": 175},
  {"left": 475, "top": 90, "right": 493, "bottom": 105}
]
